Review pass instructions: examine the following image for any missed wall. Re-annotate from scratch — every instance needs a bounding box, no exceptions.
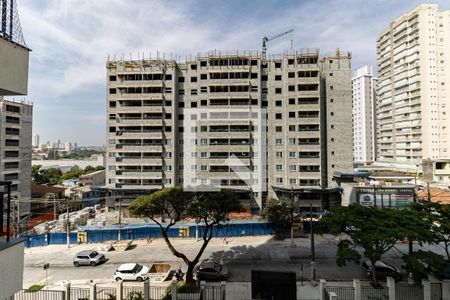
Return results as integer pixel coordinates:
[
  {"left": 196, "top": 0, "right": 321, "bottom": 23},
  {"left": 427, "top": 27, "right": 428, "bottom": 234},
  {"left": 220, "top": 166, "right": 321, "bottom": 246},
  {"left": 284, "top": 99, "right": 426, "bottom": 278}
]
[
  {"left": 225, "top": 282, "right": 252, "bottom": 300},
  {"left": 0, "top": 38, "right": 29, "bottom": 95},
  {"left": 0, "top": 240, "right": 24, "bottom": 299}
]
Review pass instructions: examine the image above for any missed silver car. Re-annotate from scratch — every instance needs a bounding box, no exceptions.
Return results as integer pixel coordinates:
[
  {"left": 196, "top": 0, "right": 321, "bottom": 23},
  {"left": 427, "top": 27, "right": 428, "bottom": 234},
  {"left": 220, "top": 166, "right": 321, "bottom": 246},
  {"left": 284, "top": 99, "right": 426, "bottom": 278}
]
[{"left": 73, "top": 250, "right": 106, "bottom": 267}]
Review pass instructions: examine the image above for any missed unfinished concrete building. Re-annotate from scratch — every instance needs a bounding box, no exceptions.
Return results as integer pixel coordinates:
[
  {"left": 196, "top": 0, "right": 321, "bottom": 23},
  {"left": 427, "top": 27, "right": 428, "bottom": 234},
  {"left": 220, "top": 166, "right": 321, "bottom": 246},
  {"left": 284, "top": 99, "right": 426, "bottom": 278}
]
[{"left": 106, "top": 49, "right": 353, "bottom": 212}]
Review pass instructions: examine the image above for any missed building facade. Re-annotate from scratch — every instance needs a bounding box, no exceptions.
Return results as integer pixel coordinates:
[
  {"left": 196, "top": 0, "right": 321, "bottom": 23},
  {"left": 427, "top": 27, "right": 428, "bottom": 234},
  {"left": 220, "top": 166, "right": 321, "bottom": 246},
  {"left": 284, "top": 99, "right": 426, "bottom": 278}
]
[
  {"left": 376, "top": 4, "right": 450, "bottom": 171},
  {"left": 106, "top": 49, "right": 353, "bottom": 211},
  {"left": 0, "top": 99, "right": 33, "bottom": 216},
  {"left": 352, "top": 65, "right": 377, "bottom": 165}
]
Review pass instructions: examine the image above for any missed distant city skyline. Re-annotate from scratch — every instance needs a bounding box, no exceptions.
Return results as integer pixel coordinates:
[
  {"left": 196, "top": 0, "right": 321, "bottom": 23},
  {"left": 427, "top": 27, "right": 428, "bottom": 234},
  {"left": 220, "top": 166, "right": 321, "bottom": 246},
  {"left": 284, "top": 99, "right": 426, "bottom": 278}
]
[{"left": 14, "top": 0, "right": 450, "bottom": 145}]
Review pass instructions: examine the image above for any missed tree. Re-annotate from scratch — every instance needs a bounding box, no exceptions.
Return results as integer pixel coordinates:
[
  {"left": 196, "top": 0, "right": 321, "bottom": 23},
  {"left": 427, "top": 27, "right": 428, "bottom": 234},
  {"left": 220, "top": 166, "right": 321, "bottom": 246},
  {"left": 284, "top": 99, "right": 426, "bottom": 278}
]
[
  {"left": 32, "top": 165, "right": 42, "bottom": 184},
  {"left": 402, "top": 250, "right": 446, "bottom": 281},
  {"left": 261, "top": 197, "right": 294, "bottom": 238},
  {"left": 319, "top": 205, "right": 431, "bottom": 286},
  {"left": 413, "top": 202, "right": 450, "bottom": 261},
  {"left": 32, "top": 167, "right": 63, "bottom": 185},
  {"left": 129, "top": 186, "right": 244, "bottom": 284}
]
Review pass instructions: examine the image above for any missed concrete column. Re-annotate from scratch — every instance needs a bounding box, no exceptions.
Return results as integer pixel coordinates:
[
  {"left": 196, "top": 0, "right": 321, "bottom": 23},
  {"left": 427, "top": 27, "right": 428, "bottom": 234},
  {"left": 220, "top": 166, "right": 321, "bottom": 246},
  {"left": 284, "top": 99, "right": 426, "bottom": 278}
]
[
  {"left": 353, "top": 279, "right": 361, "bottom": 300},
  {"left": 329, "top": 292, "right": 337, "bottom": 300},
  {"left": 171, "top": 279, "right": 177, "bottom": 300},
  {"left": 116, "top": 280, "right": 123, "bottom": 300},
  {"left": 319, "top": 279, "right": 327, "bottom": 300},
  {"left": 442, "top": 280, "right": 450, "bottom": 300},
  {"left": 143, "top": 280, "right": 149, "bottom": 300},
  {"left": 89, "top": 283, "right": 96, "bottom": 300},
  {"left": 386, "top": 276, "right": 396, "bottom": 300},
  {"left": 422, "top": 279, "right": 431, "bottom": 300},
  {"left": 220, "top": 281, "right": 226, "bottom": 300},
  {"left": 64, "top": 282, "right": 71, "bottom": 300}
]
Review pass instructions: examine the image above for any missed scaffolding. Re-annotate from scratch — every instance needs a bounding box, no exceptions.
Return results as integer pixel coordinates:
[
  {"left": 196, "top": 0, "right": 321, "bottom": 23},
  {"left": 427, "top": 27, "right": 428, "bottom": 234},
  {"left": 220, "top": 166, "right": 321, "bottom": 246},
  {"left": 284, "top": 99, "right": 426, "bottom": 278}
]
[{"left": 0, "top": 0, "right": 27, "bottom": 48}]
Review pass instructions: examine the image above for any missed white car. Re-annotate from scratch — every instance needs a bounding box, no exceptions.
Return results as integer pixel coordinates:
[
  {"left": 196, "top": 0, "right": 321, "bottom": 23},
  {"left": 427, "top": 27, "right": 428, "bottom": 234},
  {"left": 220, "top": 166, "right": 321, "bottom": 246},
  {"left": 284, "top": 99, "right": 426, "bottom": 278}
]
[{"left": 114, "top": 263, "right": 150, "bottom": 282}]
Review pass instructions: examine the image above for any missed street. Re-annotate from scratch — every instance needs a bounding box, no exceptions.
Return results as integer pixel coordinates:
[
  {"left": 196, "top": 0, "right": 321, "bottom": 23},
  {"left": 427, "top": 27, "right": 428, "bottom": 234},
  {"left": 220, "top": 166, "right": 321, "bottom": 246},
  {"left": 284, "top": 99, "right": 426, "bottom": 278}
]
[{"left": 23, "top": 234, "right": 440, "bottom": 288}]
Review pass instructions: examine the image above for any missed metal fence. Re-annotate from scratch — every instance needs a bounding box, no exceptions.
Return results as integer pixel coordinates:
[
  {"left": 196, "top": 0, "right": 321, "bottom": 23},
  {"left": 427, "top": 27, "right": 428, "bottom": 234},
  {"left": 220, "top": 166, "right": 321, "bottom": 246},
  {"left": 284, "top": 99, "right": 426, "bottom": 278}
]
[
  {"left": 395, "top": 283, "right": 424, "bottom": 300},
  {"left": 70, "top": 288, "right": 90, "bottom": 300},
  {"left": 148, "top": 286, "right": 168, "bottom": 300},
  {"left": 96, "top": 286, "right": 117, "bottom": 300},
  {"left": 361, "top": 286, "right": 389, "bottom": 300},
  {"left": 430, "top": 283, "right": 442, "bottom": 300},
  {"left": 325, "top": 286, "right": 355, "bottom": 300},
  {"left": 202, "top": 286, "right": 223, "bottom": 300},
  {"left": 14, "top": 290, "right": 65, "bottom": 300}
]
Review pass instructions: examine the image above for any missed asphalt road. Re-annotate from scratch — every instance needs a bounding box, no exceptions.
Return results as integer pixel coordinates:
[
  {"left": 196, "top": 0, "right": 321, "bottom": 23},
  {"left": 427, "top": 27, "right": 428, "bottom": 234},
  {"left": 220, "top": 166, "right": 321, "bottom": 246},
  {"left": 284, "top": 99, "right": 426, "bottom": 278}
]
[{"left": 23, "top": 235, "right": 441, "bottom": 288}]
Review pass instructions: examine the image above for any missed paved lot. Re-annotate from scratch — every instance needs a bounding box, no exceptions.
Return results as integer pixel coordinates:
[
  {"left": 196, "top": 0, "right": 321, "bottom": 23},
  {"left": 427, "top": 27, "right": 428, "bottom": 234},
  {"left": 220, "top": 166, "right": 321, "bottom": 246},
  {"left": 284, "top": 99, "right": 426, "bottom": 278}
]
[{"left": 23, "top": 234, "right": 443, "bottom": 288}]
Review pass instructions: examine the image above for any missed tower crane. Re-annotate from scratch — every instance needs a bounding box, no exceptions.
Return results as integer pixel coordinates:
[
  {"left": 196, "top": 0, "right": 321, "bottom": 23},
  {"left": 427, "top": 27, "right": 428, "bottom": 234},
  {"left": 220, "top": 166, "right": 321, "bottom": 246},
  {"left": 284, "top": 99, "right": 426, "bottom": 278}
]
[{"left": 262, "top": 29, "right": 294, "bottom": 60}]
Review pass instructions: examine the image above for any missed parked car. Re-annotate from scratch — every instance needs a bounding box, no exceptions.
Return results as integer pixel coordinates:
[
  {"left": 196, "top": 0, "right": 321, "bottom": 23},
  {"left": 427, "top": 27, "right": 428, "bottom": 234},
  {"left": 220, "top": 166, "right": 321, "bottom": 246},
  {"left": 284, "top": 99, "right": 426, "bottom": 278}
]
[
  {"left": 193, "top": 260, "right": 229, "bottom": 281},
  {"left": 362, "top": 261, "right": 402, "bottom": 281},
  {"left": 430, "top": 262, "right": 450, "bottom": 279},
  {"left": 114, "top": 263, "right": 150, "bottom": 282},
  {"left": 73, "top": 250, "right": 106, "bottom": 267}
]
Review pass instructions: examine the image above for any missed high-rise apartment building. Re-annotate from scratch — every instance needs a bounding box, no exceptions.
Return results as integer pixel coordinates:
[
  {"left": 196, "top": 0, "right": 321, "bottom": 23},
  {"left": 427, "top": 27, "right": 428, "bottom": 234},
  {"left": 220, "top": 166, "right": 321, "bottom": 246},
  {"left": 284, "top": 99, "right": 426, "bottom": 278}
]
[
  {"left": 376, "top": 4, "right": 450, "bottom": 170},
  {"left": 352, "top": 66, "right": 377, "bottom": 164},
  {"left": 106, "top": 49, "right": 353, "bottom": 211},
  {"left": 32, "top": 133, "right": 39, "bottom": 147},
  {"left": 0, "top": 98, "right": 33, "bottom": 216}
]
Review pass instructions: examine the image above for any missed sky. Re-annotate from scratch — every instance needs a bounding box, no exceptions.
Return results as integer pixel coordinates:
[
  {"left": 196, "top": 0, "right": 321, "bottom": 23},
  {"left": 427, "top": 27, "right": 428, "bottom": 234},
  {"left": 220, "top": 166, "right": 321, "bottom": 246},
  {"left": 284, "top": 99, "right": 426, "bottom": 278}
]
[{"left": 14, "top": 0, "right": 450, "bottom": 146}]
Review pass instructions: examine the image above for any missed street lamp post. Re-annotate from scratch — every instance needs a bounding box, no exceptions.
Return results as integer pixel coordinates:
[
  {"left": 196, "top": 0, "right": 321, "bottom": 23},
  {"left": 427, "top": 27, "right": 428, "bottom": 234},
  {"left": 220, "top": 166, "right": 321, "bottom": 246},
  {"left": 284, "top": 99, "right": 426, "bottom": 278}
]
[{"left": 290, "top": 186, "right": 294, "bottom": 244}]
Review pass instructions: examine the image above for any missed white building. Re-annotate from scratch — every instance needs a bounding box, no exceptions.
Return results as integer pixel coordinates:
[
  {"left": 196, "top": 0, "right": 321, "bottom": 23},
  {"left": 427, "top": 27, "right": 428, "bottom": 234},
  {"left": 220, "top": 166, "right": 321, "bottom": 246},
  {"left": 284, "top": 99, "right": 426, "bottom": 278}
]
[
  {"left": 64, "top": 141, "right": 72, "bottom": 152},
  {"left": 376, "top": 4, "right": 450, "bottom": 171},
  {"left": 352, "top": 66, "right": 377, "bottom": 165},
  {"left": 32, "top": 133, "right": 39, "bottom": 147}
]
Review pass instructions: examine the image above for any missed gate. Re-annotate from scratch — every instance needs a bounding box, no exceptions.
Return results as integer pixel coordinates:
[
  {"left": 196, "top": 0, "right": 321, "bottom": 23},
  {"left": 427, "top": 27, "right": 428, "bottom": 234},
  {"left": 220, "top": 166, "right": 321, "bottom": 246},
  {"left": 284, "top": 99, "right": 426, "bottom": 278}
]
[
  {"left": 77, "top": 230, "right": 87, "bottom": 243},
  {"left": 251, "top": 270, "right": 296, "bottom": 300},
  {"left": 430, "top": 283, "right": 442, "bottom": 300}
]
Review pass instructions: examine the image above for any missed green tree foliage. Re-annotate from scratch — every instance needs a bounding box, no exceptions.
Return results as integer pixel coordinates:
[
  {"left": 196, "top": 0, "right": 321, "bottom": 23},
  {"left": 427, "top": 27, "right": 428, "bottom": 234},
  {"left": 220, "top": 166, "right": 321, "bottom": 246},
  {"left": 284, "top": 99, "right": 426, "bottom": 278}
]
[
  {"left": 129, "top": 186, "right": 243, "bottom": 284},
  {"left": 413, "top": 202, "right": 450, "bottom": 260},
  {"left": 32, "top": 165, "right": 104, "bottom": 185},
  {"left": 261, "top": 197, "right": 294, "bottom": 238},
  {"left": 319, "top": 205, "right": 432, "bottom": 286},
  {"left": 402, "top": 250, "right": 446, "bottom": 281}
]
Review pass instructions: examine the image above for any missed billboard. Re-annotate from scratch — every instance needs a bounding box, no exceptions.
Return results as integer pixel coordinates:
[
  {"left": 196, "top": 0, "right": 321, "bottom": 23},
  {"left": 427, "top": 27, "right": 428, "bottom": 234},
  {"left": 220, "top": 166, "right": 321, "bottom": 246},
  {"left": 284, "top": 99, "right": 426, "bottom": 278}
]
[{"left": 355, "top": 187, "right": 414, "bottom": 208}]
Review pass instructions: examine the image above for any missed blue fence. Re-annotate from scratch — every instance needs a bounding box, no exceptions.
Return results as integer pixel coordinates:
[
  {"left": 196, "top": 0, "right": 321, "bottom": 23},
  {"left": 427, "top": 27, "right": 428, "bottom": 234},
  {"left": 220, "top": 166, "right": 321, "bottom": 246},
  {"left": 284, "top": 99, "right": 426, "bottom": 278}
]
[{"left": 22, "top": 221, "right": 320, "bottom": 248}]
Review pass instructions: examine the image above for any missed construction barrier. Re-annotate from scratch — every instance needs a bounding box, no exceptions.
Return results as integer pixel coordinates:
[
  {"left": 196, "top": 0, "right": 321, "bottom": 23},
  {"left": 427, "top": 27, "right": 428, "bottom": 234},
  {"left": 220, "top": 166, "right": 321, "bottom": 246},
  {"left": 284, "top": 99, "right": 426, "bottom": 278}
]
[{"left": 21, "top": 221, "right": 326, "bottom": 248}]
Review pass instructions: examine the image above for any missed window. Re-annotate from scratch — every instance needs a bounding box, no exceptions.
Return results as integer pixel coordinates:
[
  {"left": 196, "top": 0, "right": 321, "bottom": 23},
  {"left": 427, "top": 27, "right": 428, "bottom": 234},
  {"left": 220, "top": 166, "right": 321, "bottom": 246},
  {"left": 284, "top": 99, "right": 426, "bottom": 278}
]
[
  {"left": 288, "top": 59, "right": 294, "bottom": 65},
  {"left": 290, "top": 179, "right": 296, "bottom": 185},
  {"left": 178, "top": 77, "right": 185, "bottom": 83},
  {"left": 276, "top": 165, "right": 283, "bottom": 171},
  {"left": 109, "top": 88, "right": 116, "bottom": 94},
  {"left": 262, "top": 75, "right": 268, "bottom": 81},
  {"left": 289, "top": 98, "right": 295, "bottom": 105},
  {"left": 275, "top": 62, "right": 282, "bottom": 68},
  {"left": 276, "top": 100, "right": 282, "bottom": 107},
  {"left": 288, "top": 85, "right": 295, "bottom": 92},
  {"left": 275, "top": 138, "right": 283, "bottom": 145},
  {"left": 201, "top": 165, "right": 208, "bottom": 171},
  {"left": 288, "top": 72, "right": 295, "bottom": 78},
  {"left": 289, "top": 112, "right": 295, "bottom": 118},
  {"left": 191, "top": 89, "right": 198, "bottom": 95},
  {"left": 275, "top": 113, "right": 282, "bottom": 120},
  {"left": 289, "top": 125, "right": 296, "bottom": 132},
  {"left": 289, "top": 165, "right": 296, "bottom": 171},
  {"left": 191, "top": 77, "right": 197, "bottom": 82},
  {"left": 109, "top": 75, "right": 117, "bottom": 81},
  {"left": 251, "top": 73, "right": 258, "bottom": 79},
  {"left": 275, "top": 75, "right": 282, "bottom": 81},
  {"left": 200, "top": 87, "right": 207, "bottom": 93},
  {"left": 201, "top": 100, "right": 207, "bottom": 106},
  {"left": 200, "top": 61, "right": 207, "bottom": 67},
  {"left": 191, "top": 102, "right": 197, "bottom": 108},
  {"left": 200, "top": 74, "right": 207, "bottom": 80},
  {"left": 165, "top": 74, "right": 172, "bottom": 80},
  {"left": 289, "top": 138, "right": 296, "bottom": 145},
  {"left": 191, "top": 64, "right": 197, "bottom": 70},
  {"left": 276, "top": 152, "right": 283, "bottom": 158},
  {"left": 179, "top": 89, "right": 185, "bottom": 95},
  {"left": 275, "top": 126, "right": 282, "bottom": 132},
  {"left": 276, "top": 177, "right": 283, "bottom": 184},
  {"left": 289, "top": 152, "right": 296, "bottom": 158},
  {"left": 275, "top": 88, "right": 282, "bottom": 94},
  {"left": 201, "top": 152, "right": 208, "bottom": 158}
]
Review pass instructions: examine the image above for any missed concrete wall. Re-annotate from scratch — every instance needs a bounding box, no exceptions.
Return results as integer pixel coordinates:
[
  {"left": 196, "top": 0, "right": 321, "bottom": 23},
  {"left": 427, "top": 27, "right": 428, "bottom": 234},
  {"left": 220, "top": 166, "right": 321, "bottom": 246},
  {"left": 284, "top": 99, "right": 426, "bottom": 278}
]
[
  {"left": 0, "top": 38, "right": 29, "bottom": 95},
  {"left": 0, "top": 241, "right": 24, "bottom": 299},
  {"left": 225, "top": 282, "right": 252, "bottom": 300}
]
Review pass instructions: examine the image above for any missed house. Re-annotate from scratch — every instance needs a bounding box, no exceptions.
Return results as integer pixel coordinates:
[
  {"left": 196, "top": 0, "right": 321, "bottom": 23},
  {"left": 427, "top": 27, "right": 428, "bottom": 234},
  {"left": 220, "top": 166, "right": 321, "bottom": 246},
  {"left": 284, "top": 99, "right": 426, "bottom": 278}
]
[{"left": 79, "top": 170, "right": 105, "bottom": 186}]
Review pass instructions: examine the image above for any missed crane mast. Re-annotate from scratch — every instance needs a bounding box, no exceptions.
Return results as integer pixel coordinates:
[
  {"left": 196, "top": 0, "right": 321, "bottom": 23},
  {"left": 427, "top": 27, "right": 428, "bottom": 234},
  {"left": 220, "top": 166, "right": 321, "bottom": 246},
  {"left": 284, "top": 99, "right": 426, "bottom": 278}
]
[{"left": 262, "top": 29, "right": 294, "bottom": 60}]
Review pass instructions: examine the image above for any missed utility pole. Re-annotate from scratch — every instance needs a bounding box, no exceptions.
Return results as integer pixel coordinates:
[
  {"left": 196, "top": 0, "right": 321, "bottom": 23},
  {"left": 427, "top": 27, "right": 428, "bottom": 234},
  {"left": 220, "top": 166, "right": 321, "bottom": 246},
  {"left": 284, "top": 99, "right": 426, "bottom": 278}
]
[
  {"left": 66, "top": 200, "right": 70, "bottom": 249},
  {"left": 427, "top": 182, "right": 431, "bottom": 202},
  {"left": 117, "top": 193, "right": 122, "bottom": 241},
  {"left": 310, "top": 203, "right": 316, "bottom": 284},
  {"left": 290, "top": 186, "right": 294, "bottom": 244}
]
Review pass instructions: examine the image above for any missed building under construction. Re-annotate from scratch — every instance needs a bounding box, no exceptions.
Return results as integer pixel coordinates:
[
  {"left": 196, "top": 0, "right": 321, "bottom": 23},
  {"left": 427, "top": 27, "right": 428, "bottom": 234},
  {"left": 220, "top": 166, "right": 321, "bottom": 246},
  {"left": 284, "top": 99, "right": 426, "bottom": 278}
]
[{"left": 105, "top": 49, "right": 353, "bottom": 212}]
